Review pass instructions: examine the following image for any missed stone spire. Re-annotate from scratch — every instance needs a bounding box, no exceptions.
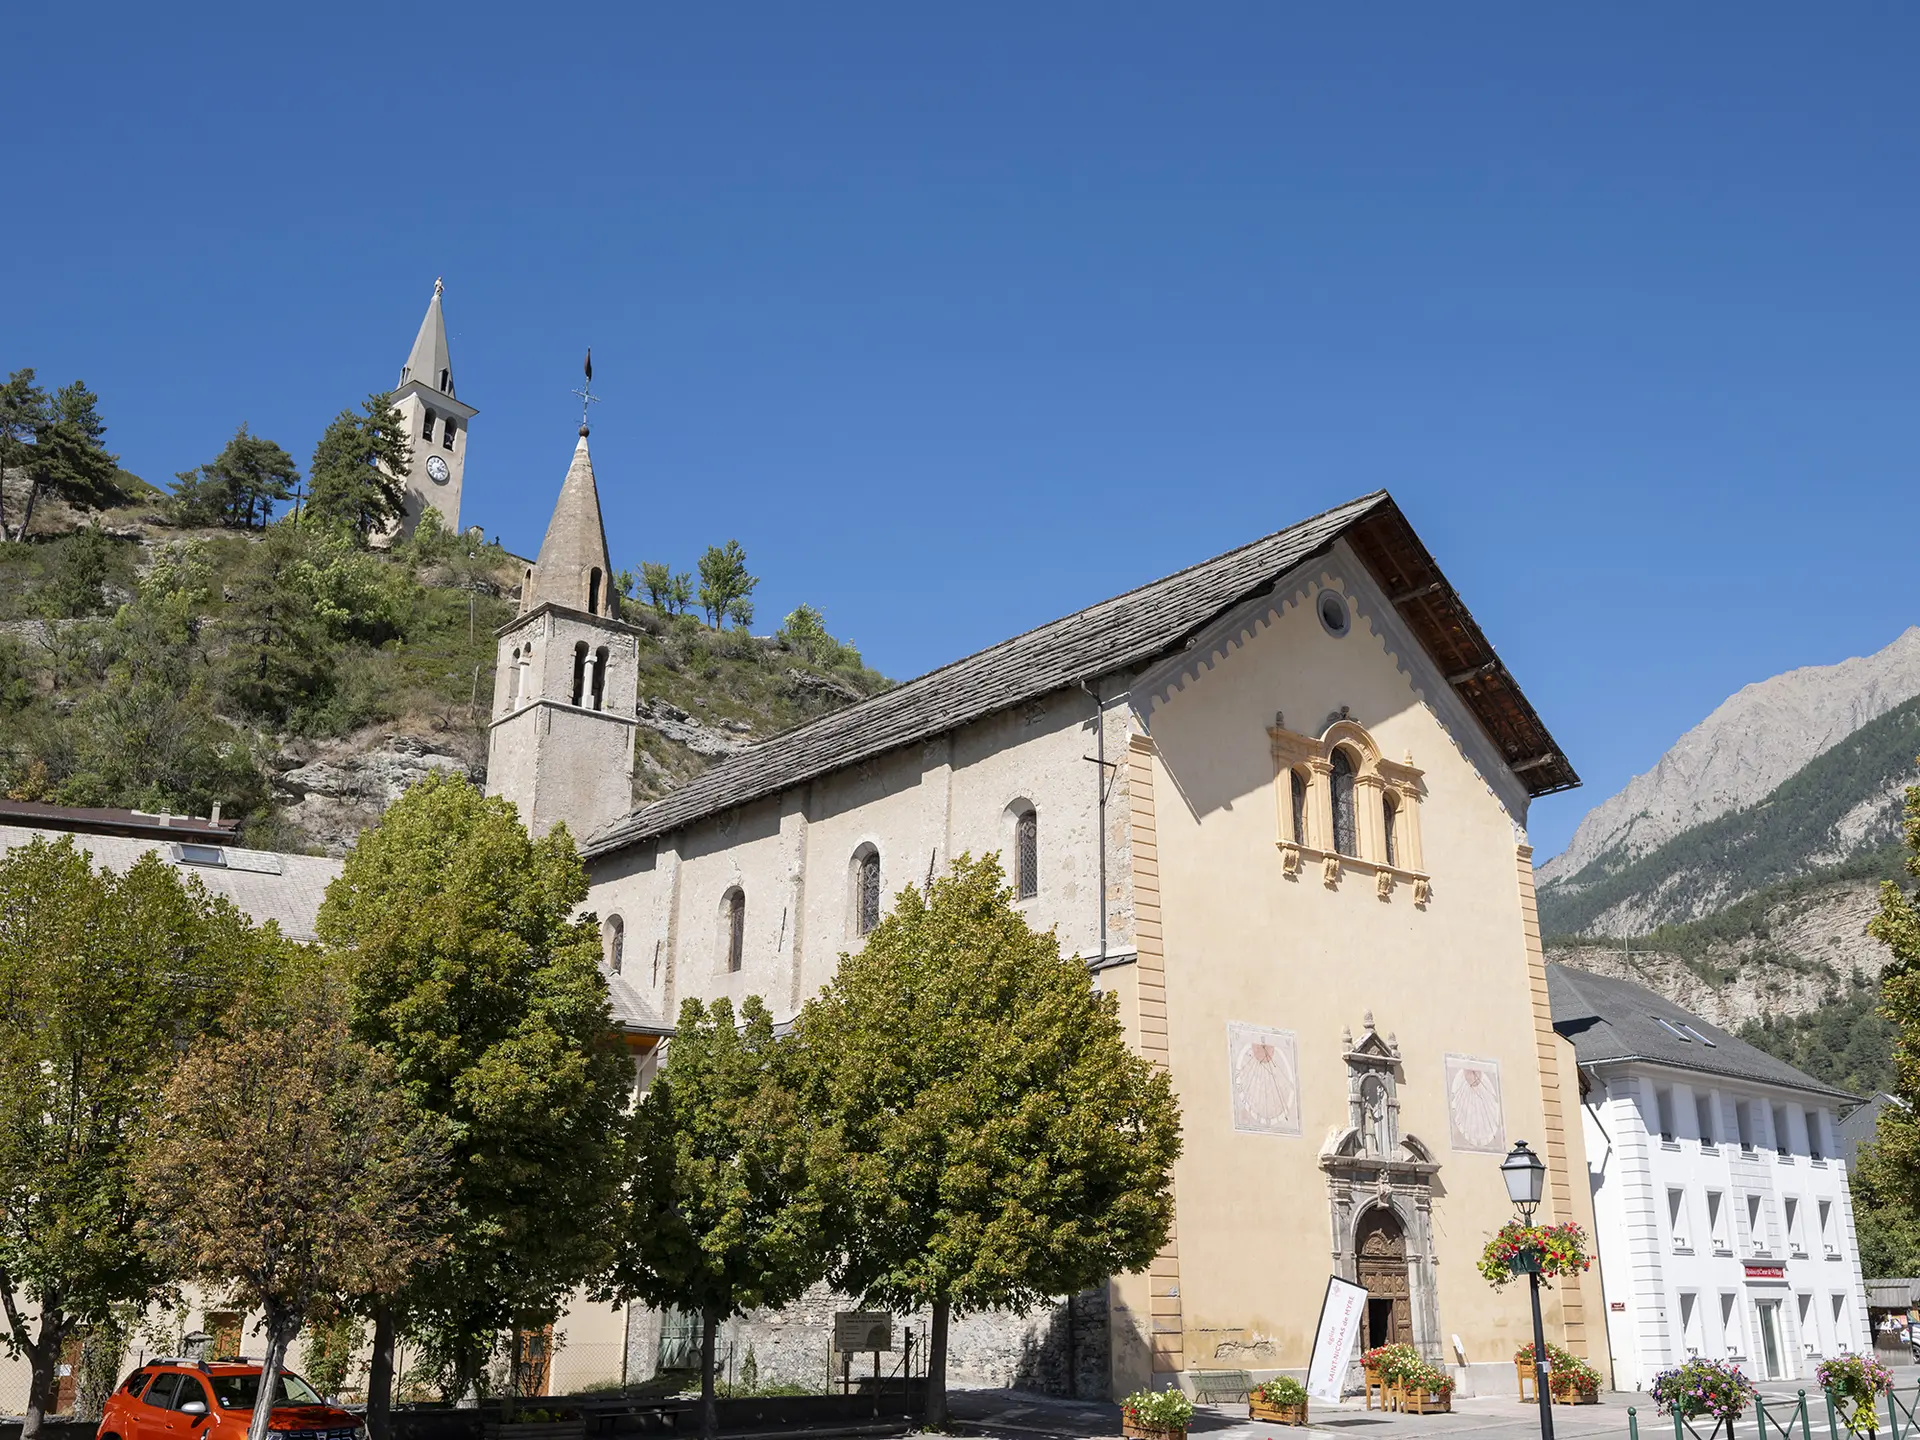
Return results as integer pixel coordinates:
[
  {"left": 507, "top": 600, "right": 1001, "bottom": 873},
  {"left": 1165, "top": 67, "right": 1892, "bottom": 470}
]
[
  {"left": 399, "top": 277, "right": 455, "bottom": 397},
  {"left": 523, "top": 428, "right": 616, "bottom": 618}
]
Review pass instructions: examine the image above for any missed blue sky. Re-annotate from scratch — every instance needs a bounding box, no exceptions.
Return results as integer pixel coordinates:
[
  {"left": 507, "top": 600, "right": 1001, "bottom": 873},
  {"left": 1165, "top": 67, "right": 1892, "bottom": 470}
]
[{"left": 6, "top": 5, "right": 1916, "bottom": 858}]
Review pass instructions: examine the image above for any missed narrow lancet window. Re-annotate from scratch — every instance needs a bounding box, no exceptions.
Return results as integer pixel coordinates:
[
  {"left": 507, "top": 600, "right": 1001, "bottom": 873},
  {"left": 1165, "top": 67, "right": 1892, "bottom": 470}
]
[
  {"left": 857, "top": 849, "right": 881, "bottom": 936},
  {"left": 571, "top": 642, "right": 588, "bottom": 706},
  {"left": 591, "top": 646, "right": 609, "bottom": 712},
  {"left": 1290, "top": 768, "right": 1309, "bottom": 847},
  {"left": 724, "top": 888, "right": 745, "bottom": 972},
  {"left": 1330, "top": 748, "right": 1357, "bottom": 857},
  {"left": 1382, "top": 796, "right": 1399, "bottom": 868},
  {"left": 588, "top": 567, "right": 603, "bottom": 615},
  {"left": 1016, "top": 809, "right": 1038, "bottom": 899}
]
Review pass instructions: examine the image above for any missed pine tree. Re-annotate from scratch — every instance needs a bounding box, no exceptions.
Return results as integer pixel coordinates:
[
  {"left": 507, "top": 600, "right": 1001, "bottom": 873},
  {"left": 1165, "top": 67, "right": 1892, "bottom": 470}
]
[
  {"left": 0, "top": 369, "right": 49, "bottom": 542},
  {"left": 797, "top": 854, "right": 1182, "bottom": 1427},
  {"left": 173, "top": 425, "right": 301, "bottom": 529},
  {"left": 614, "top": 997, "right": 834, "bottom": 1439},
  {"left": 305, "top": 393, "right": 412, "bottom": 543},
  {"left": 14, "top": 381, "right": 124, "bottom": 541}
]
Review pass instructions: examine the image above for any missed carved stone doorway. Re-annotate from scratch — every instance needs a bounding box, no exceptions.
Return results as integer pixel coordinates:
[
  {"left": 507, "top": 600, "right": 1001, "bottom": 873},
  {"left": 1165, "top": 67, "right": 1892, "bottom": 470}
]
[{"left": 1356, "top": 1208, "right": 1412, "bottom": 1348}]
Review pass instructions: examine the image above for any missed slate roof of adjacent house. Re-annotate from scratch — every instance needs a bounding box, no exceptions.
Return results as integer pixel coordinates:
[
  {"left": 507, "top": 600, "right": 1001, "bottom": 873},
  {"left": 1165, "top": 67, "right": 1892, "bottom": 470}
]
[
  {"left": 1547, "top": 963, "right": 1858, "bottom": 1103},
  {"left": 585, "top": 490, "right": 1578, "bottom": 858},
  {"left": 0, "top": 822, "right": 343, "bottom": 944}
]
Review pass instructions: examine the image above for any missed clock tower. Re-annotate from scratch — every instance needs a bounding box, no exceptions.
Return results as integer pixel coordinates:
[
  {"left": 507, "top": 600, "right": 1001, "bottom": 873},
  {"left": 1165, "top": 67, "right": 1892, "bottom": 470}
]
[{"left": 388, "top": 278, "right": 477, "bottom": 536}]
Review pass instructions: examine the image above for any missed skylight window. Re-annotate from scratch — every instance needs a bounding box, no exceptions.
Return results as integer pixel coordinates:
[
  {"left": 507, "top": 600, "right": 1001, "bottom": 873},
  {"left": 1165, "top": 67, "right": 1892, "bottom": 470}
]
[
  {"left": 1680, "top": 1023, "right": 1718, "bottom": 1048},
  {"left": 1655, "top": 1017, "right": 1694, "bottom": 1043},
  {"left": 174, "top": 843, "right": 227, "bottom": 868}
]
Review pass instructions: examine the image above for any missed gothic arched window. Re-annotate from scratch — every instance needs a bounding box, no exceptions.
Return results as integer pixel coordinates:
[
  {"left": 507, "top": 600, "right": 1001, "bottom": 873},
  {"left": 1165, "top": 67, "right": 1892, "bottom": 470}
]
[
  {"left": 604, "top": 915, "right": 624, "bottom": 974},
  {"left": 1015, "top": 808, "right": 1038, "bottom": 900},
  {"left": 1382, "top": 795, "right": 1400, "bottom": 869},
  {"left": 1330, "top": 748, "right": 1358, "bottom": 857},
  {"left": 1290, "top": 768, "right": 1310, "bottom": 847},
  {"left": 722, "top": 888, "right": 745, "bottom": 973},
  {"left": 855, "top": 848, "right": 881, "bottom": 936}
]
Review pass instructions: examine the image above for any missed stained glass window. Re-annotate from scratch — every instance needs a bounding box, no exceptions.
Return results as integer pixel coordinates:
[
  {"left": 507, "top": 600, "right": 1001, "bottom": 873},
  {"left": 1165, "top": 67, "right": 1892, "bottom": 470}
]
[
  {"left": 858, "top": 851, "right": 881, "bottom": 935},
  {"left": 1016, "top": 810, "right": 1038, "bottom": 899}
]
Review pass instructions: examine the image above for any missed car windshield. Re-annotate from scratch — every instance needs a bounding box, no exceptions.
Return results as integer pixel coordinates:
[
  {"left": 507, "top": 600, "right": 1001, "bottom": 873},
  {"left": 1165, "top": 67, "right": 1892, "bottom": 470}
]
[{"left": 210, "top": 1373, "right": 324, "bottom": 1409}]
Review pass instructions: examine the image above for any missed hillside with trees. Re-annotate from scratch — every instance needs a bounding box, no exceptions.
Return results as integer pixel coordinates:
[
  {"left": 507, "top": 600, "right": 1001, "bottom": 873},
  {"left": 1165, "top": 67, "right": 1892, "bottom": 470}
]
[{"left": 0, "top": 366, "right": 889, "bottom": 854}]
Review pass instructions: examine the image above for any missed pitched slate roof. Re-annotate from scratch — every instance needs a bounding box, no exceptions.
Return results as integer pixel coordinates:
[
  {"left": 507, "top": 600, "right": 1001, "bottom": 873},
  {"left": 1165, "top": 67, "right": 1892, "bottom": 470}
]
[
  {"left": 585, "top": 491, "right": 1577, "bottom": 858},
  {"left": 1547, "top": 963, "right": 1858, "bottom": 1103}
]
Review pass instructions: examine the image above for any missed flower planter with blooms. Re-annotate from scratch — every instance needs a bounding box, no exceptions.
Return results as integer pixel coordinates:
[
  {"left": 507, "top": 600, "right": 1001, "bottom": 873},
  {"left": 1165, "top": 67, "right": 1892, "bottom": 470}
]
[
  {"left": 1818, "top": 1354, "right": 1894, "bottom": 1436},
  {"left": 1514, "top": 1343, "right": 1600, "bottom": 1404},
  {"left": 1478, "top": 1222, "right": 1594, "bottom": 1288},
  {"left": 1122, "top": 1388, "right": 1196, "bottom": 1440},
  {"left": 1249, "top": 1377, "right": 1309, "bottom": 1427},
  {"left": 1398, "top": 1357, "right": 1456, "bottom": 1415},
  {"left": 1650, "top": 1358, "right": 1755, "bottom": 1429}
]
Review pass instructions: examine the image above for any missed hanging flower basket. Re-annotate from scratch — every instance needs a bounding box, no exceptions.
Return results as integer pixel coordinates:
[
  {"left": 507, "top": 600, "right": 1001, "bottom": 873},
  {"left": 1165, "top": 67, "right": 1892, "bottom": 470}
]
[
  {"left": 1477, "top": 1222, "right": 1593, "bottom": 1289},
  {"left": 1817, "top": 1354, "right": 1893, "bottom": 1436},
  {"left": 1650, "top": 1358, "right": 1754, "bottom": 1425}
]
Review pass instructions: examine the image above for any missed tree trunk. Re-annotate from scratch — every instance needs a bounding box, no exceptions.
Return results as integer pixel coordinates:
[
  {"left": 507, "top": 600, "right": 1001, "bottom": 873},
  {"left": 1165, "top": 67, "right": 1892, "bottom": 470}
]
[
  {"left": 17, "top": 476, "right": 41, "bottom": 545},
  {"left": 20, "top": 1307, "right": 69, "bottom": 1440},
  {"left": 699, "top": 1311, "right": 718, "bottom": 1440},
  {"left": 366, "top": 1306, "right": 397, "bottom": 1440},
  {"left": 925, "top": 1300, "right": 950, "bottom": 1431},
  {"left": 247, "top": 1316, "right": 299, "bottom": 1440}
]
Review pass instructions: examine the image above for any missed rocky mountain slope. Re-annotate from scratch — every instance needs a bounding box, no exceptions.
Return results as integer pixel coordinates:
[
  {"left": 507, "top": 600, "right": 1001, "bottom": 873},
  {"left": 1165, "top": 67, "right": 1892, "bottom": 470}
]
[
  {"left": 1538, "top": 626, "right": 1920, "bottom": 887},
  {"left": 1538, "top": 629, "right": 1920, "bottom": 1095}
]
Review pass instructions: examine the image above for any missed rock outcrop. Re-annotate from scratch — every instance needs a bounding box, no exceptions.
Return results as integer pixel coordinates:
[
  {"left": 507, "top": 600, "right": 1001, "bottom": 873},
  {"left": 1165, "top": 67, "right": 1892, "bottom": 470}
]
[{"left": 274, "top": 734, "right": 479, "bottom": 855}]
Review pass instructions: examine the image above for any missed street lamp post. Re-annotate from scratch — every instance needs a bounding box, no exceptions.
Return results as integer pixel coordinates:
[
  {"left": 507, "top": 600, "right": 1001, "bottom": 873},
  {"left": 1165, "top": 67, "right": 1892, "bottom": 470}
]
[{"left": 1502, "top": 1140, "right": 1555, "bottom": 1440}]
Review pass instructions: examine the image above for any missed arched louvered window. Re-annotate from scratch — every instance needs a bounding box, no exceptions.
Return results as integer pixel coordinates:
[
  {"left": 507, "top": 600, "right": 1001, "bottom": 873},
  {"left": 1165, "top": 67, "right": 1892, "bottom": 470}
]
[
  {"left": 571, "top": 642, "right": 588, "bottom": 706},
  {"left": 855, "top": 848, "right": 881, "bottom": 936},
  {"left": 588, "top": 567, "right": 603, "bottom": 615},
  {"left": 591, "top": 646, "right": 609, "bottom": 712},
  {"left": 723, "top": 888, "right": 745, "bottom": 973},
  {"left": 1290, "top": 768, "right": 1309, "bottom": 847},
  {"left": 604, "top": 915, "right": 624, "bottom": 974},
  {"left": 1015, "top": 808, "right": 1038, "bottom": 899},
  {"left": 1330, "top": 748, "right": 1358, "bottom": 857},
  {"left": 1382, "top": 796, "right": 1399, "bottom": 869}
]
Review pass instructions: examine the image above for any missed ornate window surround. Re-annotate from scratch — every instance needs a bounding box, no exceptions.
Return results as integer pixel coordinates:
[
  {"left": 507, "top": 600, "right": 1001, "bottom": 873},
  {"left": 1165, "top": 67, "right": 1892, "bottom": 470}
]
[{"left": 1270, "top": 716, "right": 1431, "bottom": 904}]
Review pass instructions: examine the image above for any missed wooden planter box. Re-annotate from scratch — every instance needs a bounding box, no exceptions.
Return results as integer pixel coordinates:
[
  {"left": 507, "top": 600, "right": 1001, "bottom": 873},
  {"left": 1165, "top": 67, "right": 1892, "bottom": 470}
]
[
  {"left": 1363, "top": 1366, "right": 1388, "bottom": 1411},
  {"left": 1551, "top": 1384, "right": 1600, "bottom": 1406},
  {"left": 484, "top": 1422, "right": 585, "bottom": 1440},
  {"left": 1400, "top": 1387, "right": 1453, "bottom": 1415},
  {"left": 1249, "top": 1399, "right": 1308, "bottom": 1426},
  {"left": 1122, "top": 1421, "right": 1186, "bottom": 1440}
]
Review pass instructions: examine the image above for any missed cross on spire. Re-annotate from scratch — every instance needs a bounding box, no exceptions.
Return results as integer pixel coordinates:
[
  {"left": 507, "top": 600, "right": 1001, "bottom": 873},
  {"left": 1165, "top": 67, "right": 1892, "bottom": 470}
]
[{"left": 571, "top": 347, "right": 600, "bottom": 434}]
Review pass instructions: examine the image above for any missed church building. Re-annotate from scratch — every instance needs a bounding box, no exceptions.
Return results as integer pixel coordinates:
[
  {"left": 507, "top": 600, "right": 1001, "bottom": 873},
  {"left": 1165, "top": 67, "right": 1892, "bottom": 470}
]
[
  {"left": 489, "top": 423, "right": 1605, "bottom": 1398},
  {"left": 386, "top": 278, "right": 476, "bottom": 537}
]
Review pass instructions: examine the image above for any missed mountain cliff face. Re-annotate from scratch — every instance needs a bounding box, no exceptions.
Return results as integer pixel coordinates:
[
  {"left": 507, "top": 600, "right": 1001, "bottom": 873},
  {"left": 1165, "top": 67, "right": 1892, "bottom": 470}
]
[{"left": 1537, "top": 626, "right": 1920, "bottom": 888}]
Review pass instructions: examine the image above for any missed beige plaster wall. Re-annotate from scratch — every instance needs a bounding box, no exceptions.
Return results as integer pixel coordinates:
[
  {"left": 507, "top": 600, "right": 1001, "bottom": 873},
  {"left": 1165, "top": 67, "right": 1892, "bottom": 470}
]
[
  {"left": 586, "top": 684, "right": 1131, "bottom": 1026},
  {"left": 1128, "top": 542, "right": 1582, "bottom": 1385}
]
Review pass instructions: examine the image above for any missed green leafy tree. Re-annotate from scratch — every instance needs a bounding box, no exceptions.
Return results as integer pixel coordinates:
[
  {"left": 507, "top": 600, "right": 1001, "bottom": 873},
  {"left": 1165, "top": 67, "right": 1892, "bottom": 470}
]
[
  {"left": 306, "top": 393, "right": 413, "bottom": 544},
  {"left": 1863, "top": 774, "right": 1920, "bottom": 1274},
  {"left": 638, "top": 561, "right": 673, "bottom": 610},
  {"left": 613, "top": 997, "right": 834, "bottom": 1438},
  {"left": 134, "top": 959, "right": 449, "bottom": 1440},
  {"left": 316, "top": 775, "right": 628, "bottom": 1436},
  {"left": 0, "top": 838, "right": 287, "bottom": 1440},
  {"left": 0, "top": 369, "right": 50, "bottom": 542},
  {"left": 669, "top": 570, "right": 694, "bottom": 615},
  {"left": 797, "top": 854, "right": 1182, "bottom": 1427},
  {"left": 14, "top": 381, "right": 125, "bottom": 542},
  {"left": 173, "top": 424, "right": 301, "bottom": 529},
  {"left": 696, "top": 541, "right": 757, "bottom": 628}
]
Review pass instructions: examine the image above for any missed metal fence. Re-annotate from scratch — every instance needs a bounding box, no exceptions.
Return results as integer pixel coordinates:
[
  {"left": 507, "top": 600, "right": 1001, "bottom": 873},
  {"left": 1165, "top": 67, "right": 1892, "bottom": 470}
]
[{"left": 1630, "top": 1385, "right": 1920, "bottom": 1440}]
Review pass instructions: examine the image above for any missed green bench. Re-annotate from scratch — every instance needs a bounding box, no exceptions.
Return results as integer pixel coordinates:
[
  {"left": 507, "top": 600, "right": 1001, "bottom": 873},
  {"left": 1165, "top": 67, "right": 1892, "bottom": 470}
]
[{"left": 1190, "top": 1369, "right": 1254, "bottom": 1405}]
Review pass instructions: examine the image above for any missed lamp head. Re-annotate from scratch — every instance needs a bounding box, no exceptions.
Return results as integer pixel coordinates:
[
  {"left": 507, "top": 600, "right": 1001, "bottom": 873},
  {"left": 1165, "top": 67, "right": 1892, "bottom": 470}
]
[{"left": 1501, "top": 1139, "right": 1546, "bottom": 1217}]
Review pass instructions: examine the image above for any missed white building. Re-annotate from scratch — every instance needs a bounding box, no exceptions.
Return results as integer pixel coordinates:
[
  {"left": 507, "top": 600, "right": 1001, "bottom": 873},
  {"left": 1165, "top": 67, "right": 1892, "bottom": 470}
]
[{"left": 1550, "top": 964, "right": 1870, "bottom": 1390}]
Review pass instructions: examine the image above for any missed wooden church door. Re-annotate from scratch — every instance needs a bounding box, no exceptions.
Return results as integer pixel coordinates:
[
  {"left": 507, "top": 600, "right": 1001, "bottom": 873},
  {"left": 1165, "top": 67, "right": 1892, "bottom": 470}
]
[{"left": 1355, "top": 1209, "right": 1412, "bottom": 1348}]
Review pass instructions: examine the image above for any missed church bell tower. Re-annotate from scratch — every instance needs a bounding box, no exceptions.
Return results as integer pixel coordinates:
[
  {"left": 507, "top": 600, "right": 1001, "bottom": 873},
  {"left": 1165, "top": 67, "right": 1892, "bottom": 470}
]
[
  {"left": 485, "top": 424, "right": 638, "bottom": 841},
  {"left": 389, "top": 278, "right": 478, "bottom": 536}
]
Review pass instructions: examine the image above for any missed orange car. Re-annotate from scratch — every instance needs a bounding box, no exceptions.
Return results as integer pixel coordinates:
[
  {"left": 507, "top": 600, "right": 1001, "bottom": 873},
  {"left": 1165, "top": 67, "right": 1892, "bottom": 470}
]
[{"left": 97, "top": 1360, "right": 366, "bottom": 1440}]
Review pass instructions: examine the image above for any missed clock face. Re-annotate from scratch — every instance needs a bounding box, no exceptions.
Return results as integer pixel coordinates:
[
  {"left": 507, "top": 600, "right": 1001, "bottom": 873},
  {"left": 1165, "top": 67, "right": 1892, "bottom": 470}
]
[{"left": 426, "top": 454, "right": 450, "bottom": 484}]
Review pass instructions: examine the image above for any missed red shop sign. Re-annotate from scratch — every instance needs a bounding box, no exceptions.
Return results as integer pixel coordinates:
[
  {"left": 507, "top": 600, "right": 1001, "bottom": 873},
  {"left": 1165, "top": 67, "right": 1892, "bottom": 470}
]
[{"left": 1745, "top": 1263, "right": 1786, "bottom": 1280}]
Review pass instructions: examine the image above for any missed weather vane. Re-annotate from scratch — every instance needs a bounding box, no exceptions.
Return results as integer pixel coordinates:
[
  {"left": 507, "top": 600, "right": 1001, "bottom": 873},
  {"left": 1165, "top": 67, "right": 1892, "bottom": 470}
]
[{"left": 571, "top": 348, "right": 600, "bottom": 432}]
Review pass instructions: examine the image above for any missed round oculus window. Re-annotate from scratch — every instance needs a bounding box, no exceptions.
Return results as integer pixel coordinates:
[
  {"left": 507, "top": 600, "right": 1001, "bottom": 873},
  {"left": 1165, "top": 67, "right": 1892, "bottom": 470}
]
[{"left": 1317, "top": 589, "right": 1350, "bottom": 637}]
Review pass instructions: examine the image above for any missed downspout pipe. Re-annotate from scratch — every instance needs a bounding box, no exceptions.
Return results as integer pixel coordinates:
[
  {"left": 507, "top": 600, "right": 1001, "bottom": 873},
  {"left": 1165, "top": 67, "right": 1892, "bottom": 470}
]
[{"left": 1079, "top": 679, "right": 1110, "bottom": 965}]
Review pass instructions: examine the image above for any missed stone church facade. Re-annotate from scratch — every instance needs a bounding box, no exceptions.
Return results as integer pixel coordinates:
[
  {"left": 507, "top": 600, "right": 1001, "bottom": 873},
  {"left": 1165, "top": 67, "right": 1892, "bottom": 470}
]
[{"left": 489, "top": 424, "right": 1604, "bottom": 1398}]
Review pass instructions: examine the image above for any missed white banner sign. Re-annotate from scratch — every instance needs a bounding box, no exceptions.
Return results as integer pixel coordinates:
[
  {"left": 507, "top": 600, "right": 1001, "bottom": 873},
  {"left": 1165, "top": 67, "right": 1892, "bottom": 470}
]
[{"left": 1305, "top": 1275, "right": 1369, "bottom": 1403}]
